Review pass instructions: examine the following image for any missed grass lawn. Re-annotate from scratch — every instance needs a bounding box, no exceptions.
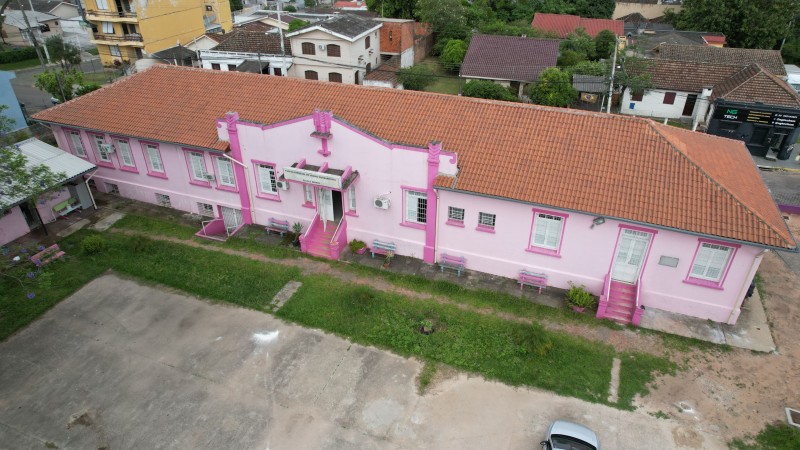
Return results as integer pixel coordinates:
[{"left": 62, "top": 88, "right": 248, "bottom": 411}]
[
  {"left": 2, "top": 227, "right": 676, "bottom": 410},
  {"left": 82, "top": 70, "right": 118, "bottom": 85},
  {"left": 729, "top": 423, "right": 800, "bottom": 450},
  {"left": 419, "top": 58, "right": 460, "bottom": 95},
  {"left": 0, "top": 58, "right": 41, "bottom": 71},
  {"left": 86, "top": 48, "right": 99, "bottom": 56}
]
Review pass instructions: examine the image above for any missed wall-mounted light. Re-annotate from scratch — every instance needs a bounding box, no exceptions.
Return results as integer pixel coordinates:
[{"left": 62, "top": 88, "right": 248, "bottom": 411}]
[{"left": 590, "top": 217, "right": 605, "bottom": 229}]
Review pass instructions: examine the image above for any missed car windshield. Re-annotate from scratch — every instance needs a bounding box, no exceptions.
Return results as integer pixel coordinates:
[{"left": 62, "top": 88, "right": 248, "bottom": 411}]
[{"left": 551, "top": 434, "right": 597, "bottom": 450}]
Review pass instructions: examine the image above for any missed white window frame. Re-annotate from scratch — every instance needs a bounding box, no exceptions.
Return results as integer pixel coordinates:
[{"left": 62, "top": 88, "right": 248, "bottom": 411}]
[
  {"left": 303, "top": 184, "right": 313, "bottom": 204},
  {"left": 96, "top": 0, "right": 109, "bottom": 10},
  {"left": 448, "top": 206, "right": 465, "bottom": 222},
  {"left": 347, "top": 185, "right": 357, "bottom": 211},
  {"left": 256, "top": 163, "right": 276, "bottom": 194},
  {"left": 478, "top": 212, "right": 496, "bottom": 228},
  {"left": 689, "top": 242, "right": 734, "bottom": 283},
  {"left": 92, "top": 135, "right": 111, "bottom": 162},
  {"left": 68, "top": 131, "right": 86, "bottom": 157},
  {"left": 145, "top": 144, "right": 164, "bottom": 173},
  {"left": 531, "top": 212, "right": 564, "bottom": 251},
  {"left": 102, "top": 22, "right": 114, "bottom": 34},
  {"left": 115, "top": 139, "right": 135, "bottom": 167},
  {"left": 216, "top": 157, "right": 235, "bottom": 187},
  {"left": 188, "top": 151, "right": 207, "bottom": 181},
  {"left": 109, "top": 45, "right": 121, "bottom": 57},
  {"left": 404, "top": 190, "right": 427, "bottom": 225}
]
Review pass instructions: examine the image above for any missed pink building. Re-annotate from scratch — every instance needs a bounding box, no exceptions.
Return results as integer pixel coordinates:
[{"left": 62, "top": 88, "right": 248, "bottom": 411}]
[{"left": 32, "top": 66, "right": 797, "bottom": 326}]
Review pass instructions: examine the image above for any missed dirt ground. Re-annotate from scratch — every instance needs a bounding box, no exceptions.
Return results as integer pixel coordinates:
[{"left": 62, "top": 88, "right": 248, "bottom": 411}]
[{"left": 636, "top": 214, "right": 800, "bottom": 441}]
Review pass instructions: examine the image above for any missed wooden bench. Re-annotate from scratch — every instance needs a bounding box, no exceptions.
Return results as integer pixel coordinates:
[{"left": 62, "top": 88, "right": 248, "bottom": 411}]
[
  {"left": 53, "top": 197, "right": 80, "bottom": 219},
  {"left": 371, "top": 239, "right": 396, "bottom": 258},
  {"left": 265, "top": 218, "right": 290, "bottom": 236},
  {"left": 519, "top": 270, "right": 548, "bottom": 294},
  {"left": 30, "top": 244, "right": 65, "bottom": 266},
  {"left": 439, "top": 253, "right": 466, "bottom": 277}
]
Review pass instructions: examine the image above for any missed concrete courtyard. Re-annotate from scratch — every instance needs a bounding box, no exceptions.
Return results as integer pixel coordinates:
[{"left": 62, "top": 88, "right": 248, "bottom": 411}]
[{"left": 0, "top": 274, "right": 725, "bottom": 449}]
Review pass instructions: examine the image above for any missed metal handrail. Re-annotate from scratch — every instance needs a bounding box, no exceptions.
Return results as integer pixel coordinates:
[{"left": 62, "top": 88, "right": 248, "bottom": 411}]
[
  {"left": 93, "top": 33, "right": 143, "bottom": 42},
  {"left": 87, "top": 9, "right": 137, "bottom": 18},
  {"left": 330, "top": 217, "right": 345, "bottom": 245},
  {"left": 302, "top": 213, "right": 318, "bottom": 240},
  {"left": 199, "top": 218, "right": 215, "bottom": 237},
  {"left": 603, "top": 273, "right": 611, "bottom": 300},
  {"left": 635, "top": 278, "right": 642, "bottom": 310}
]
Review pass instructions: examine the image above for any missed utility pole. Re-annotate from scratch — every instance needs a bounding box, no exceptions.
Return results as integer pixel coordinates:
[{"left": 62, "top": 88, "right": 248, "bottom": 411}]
[
  {"left": 276, "top": 0, "right": 285, "bottom": 76},
  {"left": 17, "top": 0, "right": 66, "bottom": 102},
  {"left": 606, "top": 35, "right": 619, "bottom": 114}
]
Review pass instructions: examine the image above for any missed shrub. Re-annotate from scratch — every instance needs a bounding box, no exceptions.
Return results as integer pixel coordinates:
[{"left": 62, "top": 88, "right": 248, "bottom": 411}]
[
  {"left": 511, "top": 322, "right": 554, "bottom": 356},
  {"left": 75, "top": 83, "right": 102, "bottom": 97},
  {"left": 462, "top": 80, "right": 519, "bottom": 101},
  {"left": 348, "top": 239, "right": 366, "bottom": 252},
  {"left": 0, "top": 47, "right": 38, "bottom": 64},
  {"left": 397, "top": 65, "right": 435, "bottom": 91},
  {"left": 80, "top": 235, "right": 107, "bottom": 254},
  {"left": 283, "top": 4, "right": 297, "bottom": 12},
  {"left": 566, "top": 282, "right": 596, "bottom": 309},
  {"left": 439, "top": 39, "right": 467, "bottom": 71}
]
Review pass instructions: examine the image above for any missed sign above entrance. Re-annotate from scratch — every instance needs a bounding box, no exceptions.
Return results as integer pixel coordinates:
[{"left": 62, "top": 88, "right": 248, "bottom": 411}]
[
  {"left": 283, "top": 166, "right": 342, "bottom": 189},
  {"left": 713, "top": 107, "right": 800, "bottom": 128}
]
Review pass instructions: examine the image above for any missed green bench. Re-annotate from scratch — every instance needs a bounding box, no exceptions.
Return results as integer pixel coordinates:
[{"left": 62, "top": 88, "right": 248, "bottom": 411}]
[{"left": 53, "top": 197, "right": 80, "bottom": 218}]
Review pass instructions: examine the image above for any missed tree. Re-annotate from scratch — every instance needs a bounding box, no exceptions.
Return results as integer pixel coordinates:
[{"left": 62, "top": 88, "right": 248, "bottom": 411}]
[
  {"left": 462, "top": 80, "right": 519, "bottom": 101},
  {"left": 34, "top": 69, "right": 84, "bottom": 103},
  {"left": 397, "top": 64, "right": 435, "bottom": 91},
  {"left": 75, "top": 83, "right": 102, "bottom": 97},
  {"left": 570, "top": 60, "right": 609, "bottom": 76},
  {"left": 44, "top": 35, "right": 81, "bottom": 70},
  {"left": 593, "top": 30, "right": 616, "bottom": 60},
  {"left": 229, "top": 0, "right": 243, "bottom": 12},
  {"left": 288, "top": 19, "right": 310, "bottom": 32},
  {"left": 416, "top": 0, "right": 468, "bottom": 42},
  {"left": 560, "top": 28, "right": 595, "bottom": 60},
  {"left": 527, "top": 67, "right": 578, "bottom": 107},
  {"left": 614, "top": 56, "right": 654, "bottom": 97},
  {"left": 304, "top": 0, "right": 316, "bottom": 7},
  {"left": 568, "top": 0, "right": 615, "bottom": 19},
  {"left": 557, "top": 50, "right": 586, "bottom": 67},
  {"left": 671, "top": 0, "right": 799, "bottom": 49},
  {"left": 439, "top": 39, "right": 467, "bottom": 71},
  {"left": 283, "top": 4, "right": 297, "bottom": 12},
  {"left": 365, "top": 0, "right": 416, "bottom": 18}
]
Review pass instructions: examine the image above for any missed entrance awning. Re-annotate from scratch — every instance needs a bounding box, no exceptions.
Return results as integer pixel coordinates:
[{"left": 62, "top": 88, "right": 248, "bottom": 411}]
[{"left": 281, "top": 163, "right": 358, "bottom": 190}]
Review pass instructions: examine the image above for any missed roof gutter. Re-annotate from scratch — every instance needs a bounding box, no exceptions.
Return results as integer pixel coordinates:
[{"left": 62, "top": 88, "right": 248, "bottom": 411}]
[{"left": 434, "top": 185, "right": 799, "bottom": 253}]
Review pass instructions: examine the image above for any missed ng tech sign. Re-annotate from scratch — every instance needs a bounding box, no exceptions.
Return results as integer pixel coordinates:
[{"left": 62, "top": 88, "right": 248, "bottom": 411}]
[
  {"left": 283, "top": 167, "right": 342, "bottom": 189},
  {"left": 714, "top": 106, "right": 800, "bottom": 128}
]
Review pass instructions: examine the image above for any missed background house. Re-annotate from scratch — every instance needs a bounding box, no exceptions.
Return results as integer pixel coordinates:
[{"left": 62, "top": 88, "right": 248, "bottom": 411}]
[
  {"left": 0, "top": 138, "right": 96, "bottom": 246},
  {"left": 531, "top": 13, "right": 624, "bottom": 38},
  {"left": 0, "top": 71, "right": 28, "bottom": 132},
  {"left": 1, "top": 10, "right": 62, "bottom": 47},
  {"left": 655, "top": 44, "right": 786, "bottom": 77},
  {"left": 374, "top": 18, "right": 431, "bottom": 67},
  {"left": 460, "top": 35, "right": 560, "bottom": 97},
  {"left": 198, "top": 30, "right": 291, "bottom": 75},
  {"left": 287, "top": 14, "right": 381, "bottom": 84},
  {"left": 572, "top": 74, "right": 608, "bottom": 110}
]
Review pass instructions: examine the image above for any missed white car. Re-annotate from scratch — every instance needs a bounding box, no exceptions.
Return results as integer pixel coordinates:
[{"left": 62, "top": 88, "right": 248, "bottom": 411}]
[{"left": 540, "top": 420, "right": 600, "bottom": 450}]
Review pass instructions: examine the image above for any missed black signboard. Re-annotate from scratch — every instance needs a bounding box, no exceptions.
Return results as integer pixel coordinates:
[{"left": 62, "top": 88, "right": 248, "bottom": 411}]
[{"left": 713, "top": 107, "right": 800, "bottom": 128}]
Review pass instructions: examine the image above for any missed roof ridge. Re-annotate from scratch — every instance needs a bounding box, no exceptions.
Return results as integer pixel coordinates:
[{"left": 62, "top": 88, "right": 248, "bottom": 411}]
[
  {"left": 715, "top": 63, "right": 762, "bottom": 96},
  {"left": 649, "top": 123, "right": 793, "bottom": 247},
  {"left": 761, "top": 69, "right": 800, "bottom": 105}
]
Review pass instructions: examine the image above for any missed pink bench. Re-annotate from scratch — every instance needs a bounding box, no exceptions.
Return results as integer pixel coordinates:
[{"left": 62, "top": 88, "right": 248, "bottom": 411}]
[
  {"left": 265, "top": 218, "right": 290, "bottom": 236},
  {"left": 519, "top": 270, "right": 547, "bottom": 294},
  {"left": 439, "top": 253, "right": 466, "bottom": 277},
  {"left": 30, "top": 244, "right": 65, "bottom": 266}
]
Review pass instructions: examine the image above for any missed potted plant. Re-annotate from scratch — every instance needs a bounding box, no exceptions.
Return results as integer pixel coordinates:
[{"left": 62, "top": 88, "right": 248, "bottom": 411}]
[
  {"left": 566, "top": 282, "right": 596, "bottom": 313},
  {"left": 419, "top": 319, "right": 435, "bottom": 335},
  {"left": 291, "top": 222, "right": 303, "bottom": 247},
  {"left": 382, "top": 251, "right": 394, "bottom": 269},
  {"left": 349, "top": 239, "right": 367, "bottom": 255}
]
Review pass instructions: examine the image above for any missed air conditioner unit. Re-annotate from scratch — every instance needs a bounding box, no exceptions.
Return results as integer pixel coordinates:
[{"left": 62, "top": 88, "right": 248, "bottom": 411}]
[
  {"left": 204, "top": 174, "right": 215, "bottom": 181},
  {"left": 99, "top": 143, "right": 114, "bottom": 153},
  {"left": 318, "top": 44, "right": 326, "bottom": 51},
  {"left": 276, "top": 180, "right": 289, "bottom": 190},
  {"left": 374, "top": 197, "right": 390, "bottom": 209}
]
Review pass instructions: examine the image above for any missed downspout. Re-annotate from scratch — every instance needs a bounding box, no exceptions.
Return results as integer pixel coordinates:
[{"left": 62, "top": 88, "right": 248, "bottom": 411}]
[
  {"left": 83, "top": 170, "right": 99, "bottom": 209},
  {"left": 727, "top": 249, "right": 769, "bottom": 324},
  {"left": 221, "top": 152, "right": 256, "bottom": 225},
  {"left": 423, "top": 141, "right": 441, "bottom": 264},
  {"left": 223, "top": 112, "right": 253, "bottom": 224}
]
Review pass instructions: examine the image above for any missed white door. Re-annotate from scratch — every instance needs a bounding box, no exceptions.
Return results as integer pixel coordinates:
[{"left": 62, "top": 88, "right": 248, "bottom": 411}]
[
  {"left": 610, "top": 229, "right": 651, "bottom": 284},
  {"left": 317, "top": 188, "right": 334, "bottom": 229},
  {"left": 220, "top": 206, "right": 242, "bottom": 234}
]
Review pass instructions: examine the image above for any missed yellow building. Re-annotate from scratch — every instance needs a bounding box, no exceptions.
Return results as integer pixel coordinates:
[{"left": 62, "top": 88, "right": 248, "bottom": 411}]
[{"left": 86, "top": 0, "right": 232, "bottom": 66}]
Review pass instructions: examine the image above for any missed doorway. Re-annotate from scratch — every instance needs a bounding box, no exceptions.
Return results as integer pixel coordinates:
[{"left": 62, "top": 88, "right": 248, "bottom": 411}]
[
  {"left": 18, "top": 202, "right": 41, "bottom": 229},
  {"left": 610, "top": 229, "right": 652, "bottom": 284},
  {"left": 682, "top": 94, "right": 697, "bottom": 116},
  {"left": 317, "top": 188, "right": 343, "bottom": 225}
]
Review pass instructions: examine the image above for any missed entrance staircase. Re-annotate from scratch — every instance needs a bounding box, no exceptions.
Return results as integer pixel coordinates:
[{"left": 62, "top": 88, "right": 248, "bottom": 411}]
[
  {"left": 303, "top": 220, "right": 338, "bottom": 259},
  {"left": 596, "top": 275, "right": 645, "bottom": 326}
]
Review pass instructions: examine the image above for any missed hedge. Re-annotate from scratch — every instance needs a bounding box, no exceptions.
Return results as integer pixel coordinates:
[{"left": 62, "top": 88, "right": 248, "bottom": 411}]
[{"left": 0, "top": 47, "right": 38, "bottom": 64}]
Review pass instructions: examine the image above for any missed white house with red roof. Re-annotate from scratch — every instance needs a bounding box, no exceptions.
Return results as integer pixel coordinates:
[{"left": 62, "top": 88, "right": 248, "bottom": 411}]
[{"left": 32, "top": 66, "right": 796, "bottom": 327}]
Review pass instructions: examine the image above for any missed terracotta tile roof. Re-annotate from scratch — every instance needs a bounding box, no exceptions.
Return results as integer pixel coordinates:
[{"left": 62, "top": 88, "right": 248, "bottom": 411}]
[
  {"left": 460, "top": 35, "right": 559, "bottom": 82},
  {"left": 364, "top": 55, "right": 399, "bottom": 85},
  {"left": 205, "top": 33, "right": 228, "bottom": 43},
  {"left": 211, "top": 30, "right": 292, "bottom": 55},
  {"left": 531, "top": 13, "right": 624, "bottom": 38},
  {"left": 288, "top": 13, "right": 379, "bottom": 40},
  {"left": 656, "top": 44, "right": 786, "bottom": 76},
  {"left": 630, "top": 59, "right": 742, "bottom": 92},
  {"left": 235, "top": 21, "right": 276, "bottom": 32},
  {"left": 711, "top": 64, "right": 800, "bottom": 108},
  {"left": 31, "top": 66, "right": 795, "bottom": 250},
  {"left": 703, "top": 35, "right": 726, "bottom": 45}
]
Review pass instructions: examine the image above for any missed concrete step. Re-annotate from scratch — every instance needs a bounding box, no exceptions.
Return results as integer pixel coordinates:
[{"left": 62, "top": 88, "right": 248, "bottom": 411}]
[{"left": 603, "top": 310, "right": 632, "bottom": 324}]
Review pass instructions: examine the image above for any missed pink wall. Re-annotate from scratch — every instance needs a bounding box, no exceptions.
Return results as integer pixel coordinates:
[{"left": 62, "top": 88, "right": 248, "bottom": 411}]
[
  {"left": 227, "top": 115, "right": 457, "bottom": 260},
  {"left": 53, "top": 126, "right": 242, "bottom": 217},
  {"left": 437, "top": 190, "right": 760, "bottom": 323},
  {"left": 35, "top": 188, "right": 71, "bottom": 223},
  {"left": 0, "top": 206, "right": 31, "bottom": 246}
]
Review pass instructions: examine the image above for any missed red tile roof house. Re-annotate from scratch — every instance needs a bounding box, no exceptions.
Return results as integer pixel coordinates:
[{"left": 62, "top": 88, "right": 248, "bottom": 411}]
[
  {"left": 620, "top": 48, "right": 800, "bottom": 159},
  {"left": 32, "top": 66, "right": 796, "bottom": 327},
  {"left": 531, "top": 13, "right": 624, "bottom": 38},
  {"left": 459, "top": 35, "right": 560, "bottom": 97}
]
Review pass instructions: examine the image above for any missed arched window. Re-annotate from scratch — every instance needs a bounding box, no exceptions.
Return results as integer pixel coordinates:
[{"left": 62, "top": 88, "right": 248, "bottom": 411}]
[
  {"left": 327, "top": 44, "right": 341, "bottom": 57},
  {"left": 328, "top": 72, "right": 342, "bottom": 83},
  {"left": 305, "top": 70, "right": 318, "bottom": 80},
  {"left": 365, "top": 36, "right": 370, "bottom": 49},
  {"left": 301, "top": 42, "right": 315, "bottom": 55}
]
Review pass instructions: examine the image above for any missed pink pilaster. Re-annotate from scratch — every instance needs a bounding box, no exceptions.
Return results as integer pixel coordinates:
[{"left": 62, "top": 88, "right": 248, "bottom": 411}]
[
  {"left": 225, "top": 111, "right": 253, "bottom": 224},
  {"left": 423, "top": 141, "right": 441, "bottom": 264}
]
